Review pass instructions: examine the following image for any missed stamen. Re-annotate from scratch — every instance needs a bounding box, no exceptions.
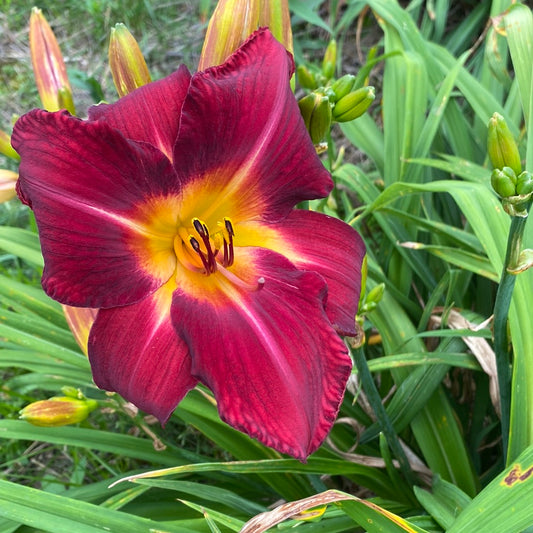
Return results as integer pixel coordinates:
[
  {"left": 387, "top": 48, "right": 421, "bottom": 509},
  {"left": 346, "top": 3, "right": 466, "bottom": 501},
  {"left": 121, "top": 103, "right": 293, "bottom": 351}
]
[
  {"left": 192, "top": 218, "right": 217, "bottom": 273},
  {"left": 222, "top": 217, "right": 234, "bottom": 267},
  {"left": 189, "top": 236, "right": 212, "bottom": 274}
]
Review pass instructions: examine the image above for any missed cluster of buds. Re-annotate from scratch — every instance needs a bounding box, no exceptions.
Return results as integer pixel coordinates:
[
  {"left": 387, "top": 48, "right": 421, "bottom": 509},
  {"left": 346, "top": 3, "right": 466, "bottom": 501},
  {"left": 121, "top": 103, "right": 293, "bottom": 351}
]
[
  {"left": 19, "top": 387, "right": 98, "bottom": 427},
  {"left": 488, "top": 112, "right": 532, "bottom": 217},
  {"left": 297, "top": 40, "right": 375, "bottom": 145}
]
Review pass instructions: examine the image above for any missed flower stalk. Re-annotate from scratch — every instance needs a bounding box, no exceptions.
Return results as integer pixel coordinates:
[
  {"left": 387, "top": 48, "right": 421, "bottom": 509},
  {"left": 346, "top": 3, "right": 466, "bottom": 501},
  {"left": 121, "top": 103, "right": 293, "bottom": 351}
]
[{"left": 493, "top": 202, "right": 532, "bottom": 462}]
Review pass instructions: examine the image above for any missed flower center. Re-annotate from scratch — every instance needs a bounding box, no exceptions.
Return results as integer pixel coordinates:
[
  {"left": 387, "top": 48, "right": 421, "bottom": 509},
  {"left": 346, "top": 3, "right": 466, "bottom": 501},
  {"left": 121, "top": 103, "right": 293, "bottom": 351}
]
[
  {"left": 173, "top": 216, "right": 265, "bottom": 292},
  {"left": 174, "top": 217, "right": 235, "bottom": 276}
]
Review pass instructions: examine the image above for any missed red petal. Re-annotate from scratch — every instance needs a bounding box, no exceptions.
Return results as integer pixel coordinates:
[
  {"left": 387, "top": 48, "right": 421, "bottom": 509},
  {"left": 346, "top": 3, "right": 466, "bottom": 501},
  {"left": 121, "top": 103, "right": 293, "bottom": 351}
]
[
  {"left": 171, "top": 248, "right": 352, "bottom": 460},
  {"left": 89, "top": 282, "right": 197, "bottom": 423},
  {"left": 88, "top": 65, "right": 191, "bottom": 161},
  {"left": 12, "top": 109, "right": 180, "bottom": 308},
  {"left": 262, "top": 210, "right": 365, "bottom": 336},
  {"left": 173, "top": 29, "right": 332, "bottom": 221}
]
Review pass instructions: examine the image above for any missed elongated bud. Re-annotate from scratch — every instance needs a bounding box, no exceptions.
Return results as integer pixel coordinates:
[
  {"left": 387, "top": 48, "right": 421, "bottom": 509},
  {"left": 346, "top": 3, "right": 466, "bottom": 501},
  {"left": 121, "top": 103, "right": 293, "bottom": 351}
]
[
  {"left": 516, "top": 171, "right": 533, "bottom": 196},
  {"left": 333, "top": 86, "right": 375, "bottom": 122},
  {"left": 366, "top": 283, "right": 385, "bottom": 306},
  {"left": 0, "top": 129, "right": 20, "bottom": 160},
  {"left": 29, "top": 7, "right": 75, "bottom": 114},
  {"left": 199, "top": 0, "right": 260, "bottom": 70},
  {"left": 487, "top": 112, "right": 522, "bottom": 175},
  {"left": 109, "top": 24, "right": 151, "bottom": 97},
  {"left": 298, "top": 93, "right": 332, "bottom": 144},
  {"left": 259, "top": 0, "right": 293, "bottom": 54},
  {"left": 322, "top": 39, "right": 337, "bottom": 80},
  {"left": 297, "top": 65, "right": 317, "bottom": 90},
  {"left": 20, "top": 397, "right": 98, "bottom": 427},
  {"left": 0, "top": 169, "right": 18, "bottom": 202},
  {"left": 63, "top": 305, "right": 98, "bottom": 355},
  {"left": 329, "top": 74, "right": 356, "bottom": 102},
  {"left": 491, "top": 167, "right": 517, "bottom": 198},
  {"left": 199, "top": 0, "right": 293, "bottom": 70}
]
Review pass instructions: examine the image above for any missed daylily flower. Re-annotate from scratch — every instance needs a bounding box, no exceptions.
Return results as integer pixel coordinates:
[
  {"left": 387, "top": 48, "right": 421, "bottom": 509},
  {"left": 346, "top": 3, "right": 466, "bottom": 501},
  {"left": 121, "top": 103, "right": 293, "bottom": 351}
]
[{"left": 12, "top": 29, "right": 365, "bottom": 460}]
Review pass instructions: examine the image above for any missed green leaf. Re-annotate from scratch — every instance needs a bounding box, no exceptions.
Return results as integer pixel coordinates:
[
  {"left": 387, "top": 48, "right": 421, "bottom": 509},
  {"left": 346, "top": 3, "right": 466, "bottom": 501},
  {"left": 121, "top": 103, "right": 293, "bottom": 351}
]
[
  {"left": 414, "top": 476, "right": 472, "bottom": 530},
  {"left": 0, "top": 227, "right": 43, "bottom": 267},
  {"left": 0, "top": 479, "right": 191, "bottom": 533},
  {"left": 448, "top": 445, "right": 533, "bottom": 532},
  {"left": 0, "top": 420, "right": 198, "bottom": 466}
]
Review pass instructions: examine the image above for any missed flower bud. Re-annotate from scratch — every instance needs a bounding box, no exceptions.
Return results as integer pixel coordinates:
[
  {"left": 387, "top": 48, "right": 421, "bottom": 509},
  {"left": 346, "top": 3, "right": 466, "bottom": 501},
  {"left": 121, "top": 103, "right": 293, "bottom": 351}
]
[
  {"left": 491, "top": 167, "right": 517, "bottom": 198},
  {"left": 0, "top": 169, "right": 18, "bottom": 203},
  {"left": 516, "top": 171, "right": 533, "bottom": 196},
  {"left": 298, "top": 92, "right": 332, "bottom": 144},
  {"left": 109, "top": 24, "right": 151, "bottom": 97},
  {"left": 332, "top": 86, "right": 375, "bottom": 122},
  {"left": 29, "top": 7, "right": 75, "bottom": 114},
  {"left": 198, "top": 0, "right": 260, "bottom": 70},
  {"left": 19, "top": 397, "right": 97, "bottom": 427},
  {"left": 199, "top": 0, "right": 292, "bottom": 70},
  {"left": 329, "top": 74, "right": 356, "bottom": 102},
  {"left": 487, "top": 112, "right": 522, "bottom": 175},
  {"left": 63, "top": 305, "right": 98, "bottom": 355},
  {"left": 365, "top": 282, "right": 385, "bottom": 306},
  {"left": 297, "top": 65, "right": 317, "bottom": 90},
  {"left": 259, "top": 0, "right": 293, "bottom": 54},
  {"left": 0, "top": 129, "right": 20, "bottom": 160},
  {"left": 322, "top": 39, "right": 337, "bottom": 80}
]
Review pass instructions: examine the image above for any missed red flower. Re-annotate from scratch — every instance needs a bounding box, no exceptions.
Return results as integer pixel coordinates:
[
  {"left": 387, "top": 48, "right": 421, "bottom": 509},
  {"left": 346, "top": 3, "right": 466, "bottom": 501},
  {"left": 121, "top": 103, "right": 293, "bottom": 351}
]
[{"left": 12, "top": 29, "right": 365, "bottom": 460}]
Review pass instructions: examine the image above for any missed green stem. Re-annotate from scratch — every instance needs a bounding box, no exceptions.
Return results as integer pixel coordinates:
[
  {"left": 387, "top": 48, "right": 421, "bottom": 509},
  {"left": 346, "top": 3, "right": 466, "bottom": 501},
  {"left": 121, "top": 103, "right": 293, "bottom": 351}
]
[
  {"left": 493, "top": 208, "right": 531, "bottom": 464},
  {"left": 351, "top": 345, "right": 417, "bottom": 487}
]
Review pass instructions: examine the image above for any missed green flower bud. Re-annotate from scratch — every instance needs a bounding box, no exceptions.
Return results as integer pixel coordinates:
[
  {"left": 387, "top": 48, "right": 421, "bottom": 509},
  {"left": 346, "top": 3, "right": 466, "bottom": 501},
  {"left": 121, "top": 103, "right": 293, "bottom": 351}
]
[
  {"left": 329, "top": 74, "right": 356, "bottom": 102},
  {"left": 487, "top": 112, "right": 522, "bottom": 175},
  {"left": 333, "top": 86, "right": 375, "bottom": 122},
  {"left": 296, "top": 65, "right": 317, "bottom": 90},
  {"left": 20, "top": 397, "right": 98, "bottom": 427},
  {"left": 491, "top": 168, "right": 517, "bottom": 198},
  {"left": 516, "top": 171, "right": 533, "bottom": 196},
  {"left": 365, "top": 282, "right": 385, "bottom": 306},
  {"left": 322, "top": 40, "right": 337, "bottom": 80},
  {"left": 298, "top": 92, "right": 332, "bottom": 144}
]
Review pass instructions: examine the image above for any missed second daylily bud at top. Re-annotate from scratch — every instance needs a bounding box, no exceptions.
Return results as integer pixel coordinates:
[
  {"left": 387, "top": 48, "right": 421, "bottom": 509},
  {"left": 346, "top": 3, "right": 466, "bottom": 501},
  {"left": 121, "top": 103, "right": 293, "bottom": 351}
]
[
  {"left": 333, "top": 86, "right": 375, "bottom": 122},
  {"left": 298, "top": 92, "right": 332, "bottom": 144},
  {"left": 259, "top": 0, "right": 293, "bottom": 54},
  {"left": 487, "top": 112, "right": 522, "bottom": 176},
  {"left": 199, "top": 0, "right": 260, "bottom": 70},
  {"left": 109, "top": 24, "right": 151, "bottom": 97},
  {"left": 19, "top": 397, "right": 98, "bottom": 427},
  {"left": 322, "top": 39, "right": 337, "bottom": 80},
  {"left": 29, "top": 7, "right": 75, "bottom": 114},
  {"left": 199, "top": 0, "right": 292, "bottom": 70}
]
